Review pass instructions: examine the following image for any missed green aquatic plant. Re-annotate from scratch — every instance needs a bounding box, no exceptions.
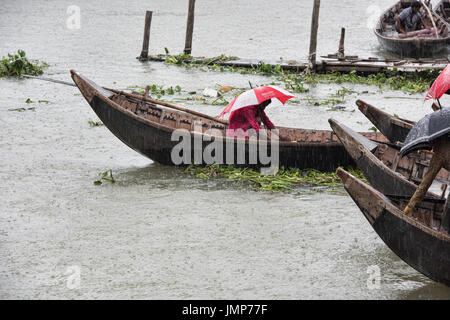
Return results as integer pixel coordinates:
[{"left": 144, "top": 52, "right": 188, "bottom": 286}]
[
  {"left": 0, "top": 50, "right": 48, "bottom": 77},
  {"left": 152, "top": 53, "right": 239, "bottom": 66},
  {"left": 88, "top": 120, "right": 104, "bottom": 127},
  {"left": 8, "top": 107, "right": 35, "bottom": 112},
  {"left": 183, "top": 164, "right": 366, "bottom": 192},
  {"left": 129, "top": 84, "right": 183, "bottom": 99},
  {"left": 283, "top": 69, "right": 437, "bottom": 94},
  {"left": 24, "top": 98, "right": 49, "bottom": 104},
  {"left": 256, "top": 62, "right": 284, "bottom": 75},
  {"left": 94, "top": 169, "right": 115, "bottom": 185}
]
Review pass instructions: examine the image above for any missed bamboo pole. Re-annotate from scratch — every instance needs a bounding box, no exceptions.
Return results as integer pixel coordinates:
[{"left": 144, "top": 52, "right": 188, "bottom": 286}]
[
  {"left": 139, "top": 11, "right": 153, "bottom": 60},
  {"left": 420, "top": 0, "right": 439, "bottom": 39},
  {"left": 404, "top": 139, "right": 450, "bottom": 214},
  {"left": 308, "top": 0, "right": 321, "bottom": 70},
  {"left": 184, "top": 0, "right": 196, "bottom": 55},
  {"left": 442, "top": 193, "right": 450, "bottom": 233}
]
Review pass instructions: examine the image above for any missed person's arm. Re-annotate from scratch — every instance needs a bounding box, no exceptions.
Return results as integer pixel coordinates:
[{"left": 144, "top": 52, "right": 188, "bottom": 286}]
[
  {"left": 260, "top": 110, "right": 275, "bottom": 130},
  {"left": 395, "top": 14, "right": 406, "bottom": 34}
]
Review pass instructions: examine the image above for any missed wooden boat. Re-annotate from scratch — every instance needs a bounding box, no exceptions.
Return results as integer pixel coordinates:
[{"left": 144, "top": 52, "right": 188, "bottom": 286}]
[
  {"left": 356, "top": 100, "right": 414, "bottom": 145},
  {"left": 375, "top": 0, "right": 450, "bottom": 58},
  {"left": 71, "top": 70, "right": 385, "bottom": 170},
  {"left": 328, "top": 118, "right": 449, "bottom": 197},
  {"left": 337, "top": 168, "right": 449, "bottom": 286}
]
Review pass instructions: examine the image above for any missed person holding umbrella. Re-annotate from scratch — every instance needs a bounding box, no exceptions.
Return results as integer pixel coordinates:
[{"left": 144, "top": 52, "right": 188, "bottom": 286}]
[
  {"left": 218, "top": 85, "right": 295, "bottom": 140},
  {"left": 226, "top": 99, "right": 275, "bottom": 139}
]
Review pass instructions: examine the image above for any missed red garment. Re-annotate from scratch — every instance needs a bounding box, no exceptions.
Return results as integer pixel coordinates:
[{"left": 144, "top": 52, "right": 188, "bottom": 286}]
[{"left": 226, "top": 105, "right": 275, "bottom": 138}]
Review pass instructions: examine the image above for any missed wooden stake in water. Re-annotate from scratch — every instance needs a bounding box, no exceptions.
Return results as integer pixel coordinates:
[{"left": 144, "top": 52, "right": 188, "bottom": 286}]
[
  {"left": 184, "top": 0, "right": 196, "bottom": 55},
  {"left": 308, "top": 0, "right": 321, "bottom": 70},
  {"left": 338, "top": 27, "right": 345, "bottom": 60},
  {"left": 140, "top": 11, "right": 153, "bottom": 60}
]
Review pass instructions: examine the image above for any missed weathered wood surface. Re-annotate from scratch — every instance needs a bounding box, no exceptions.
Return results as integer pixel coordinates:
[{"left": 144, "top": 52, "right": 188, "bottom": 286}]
[
  {"left": 139, "top": 11, "right": 153, "bottom": 60},
  {"left": 184, "top": 0, "right": 196, "bottom": 55},
  {"left": 338, "top": 28, "right": 346, "bottom": 60},
  {"left": 308, "top": 0, "right": 321, "bottom": 69},
  {"left": 148, "top": 55, "right": 448, "bottom": 73},
  {"left": 405, "top": 139, "right": 450, "bottom": 214},
  {"left": 338, "top": 168, "right": 450, "bottom": 287}
]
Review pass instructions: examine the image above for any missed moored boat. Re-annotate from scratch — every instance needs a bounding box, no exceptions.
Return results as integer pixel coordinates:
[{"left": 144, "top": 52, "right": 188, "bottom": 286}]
[
  {"left": 375, "top": 0, "right": 450, "bottom": 58},
  {"left": 337, "top": 168, "right": 449, "bottom": 286},
  {"left": 328, "top": 118, "right": 449, "bottom": 197},
  {"left": 71, "top": 70, "right": 385, "bottom": 170}
]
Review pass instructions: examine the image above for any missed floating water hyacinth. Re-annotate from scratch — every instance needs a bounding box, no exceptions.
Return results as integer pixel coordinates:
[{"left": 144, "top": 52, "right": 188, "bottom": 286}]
[
  {"left": 94, "top": 169, "right": 115, "bottom": 185},
  {"left": 0, "top": 50, "right": 48, "bottom": 77},
  {"left": 88, "top": 120, "right": 104, "bottom": 127},
  {"left": 183, "top": 164, "right": 366, "bottom": 192}
]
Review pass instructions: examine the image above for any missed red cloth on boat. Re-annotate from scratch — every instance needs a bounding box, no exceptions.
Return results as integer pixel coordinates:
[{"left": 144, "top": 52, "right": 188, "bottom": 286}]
[
  {"left": 226, "top": 105, "right": 275, "bottom": 138},
  {"left": 399, "top": 28, "right": 436, "bottom": 38}
]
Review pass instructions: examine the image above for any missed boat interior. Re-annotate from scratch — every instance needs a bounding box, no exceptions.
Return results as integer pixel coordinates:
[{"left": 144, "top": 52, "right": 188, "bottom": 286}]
[
  {"left": 374, "top": 142, "right": 450, "bottom": 187},
  {"left": 341, "top": 168, "right": 448, "bottom": 232},
  {"left": 388, "top": 194, "right": 446, "bottom": 231},
  {"left": 377, "top": 0, "right": 450, "bottom": 39}
]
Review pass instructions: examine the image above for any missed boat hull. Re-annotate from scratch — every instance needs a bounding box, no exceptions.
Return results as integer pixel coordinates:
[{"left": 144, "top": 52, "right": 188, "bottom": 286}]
[
  {"left": 329, "top": 118, "right": 449, "bottom": 197},
  {"left": 375, "top": 33, "right": 450, "bottom": 58},
  {"left": 338, "top": 169, "right": 450, "bottom": 286}
]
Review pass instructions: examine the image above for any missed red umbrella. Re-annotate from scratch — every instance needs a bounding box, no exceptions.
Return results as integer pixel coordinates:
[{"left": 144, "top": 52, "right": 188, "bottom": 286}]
[
  {"left": 425, "top": 63, "right": 450, "bottom": 101},
  {"left": 218, "top": 85, "right": 295, "bottom": 119}
]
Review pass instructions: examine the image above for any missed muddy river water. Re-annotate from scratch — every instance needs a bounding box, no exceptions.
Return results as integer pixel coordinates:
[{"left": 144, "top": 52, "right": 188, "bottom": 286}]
[{"left": 1, "top": 0, "right": 449, "bottom": 299}]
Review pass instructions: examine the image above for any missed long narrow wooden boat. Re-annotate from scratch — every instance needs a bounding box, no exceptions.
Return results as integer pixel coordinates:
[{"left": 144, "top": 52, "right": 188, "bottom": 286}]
[
  {"left": 356, "top": 100, "right": 414, "bottom": 145},
  {"left": 328, "top": 118, "right": 449, "bottom": 197},
  {"left": 71, "top": 70, "right": 386, "bottom": 170},
  {"left": 375, "top": 0, "right": 450, "bottom": 58},
  {"left": 337, "top": 168, "right": 449, "bottom": 286}
]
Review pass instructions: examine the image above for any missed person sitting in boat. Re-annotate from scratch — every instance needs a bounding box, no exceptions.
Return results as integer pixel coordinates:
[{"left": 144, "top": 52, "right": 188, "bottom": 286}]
[
  {"left": 226, "top": 100, "right": 283, "bottom": 140},
  {"left": 395, "top": 1, "right": 424, "bottom": 34}
]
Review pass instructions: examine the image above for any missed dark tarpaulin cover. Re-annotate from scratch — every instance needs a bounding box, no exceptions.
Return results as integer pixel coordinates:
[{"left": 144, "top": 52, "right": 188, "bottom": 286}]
[{"left": 400, "top": 107, "right": 450, "bottom": 156}]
